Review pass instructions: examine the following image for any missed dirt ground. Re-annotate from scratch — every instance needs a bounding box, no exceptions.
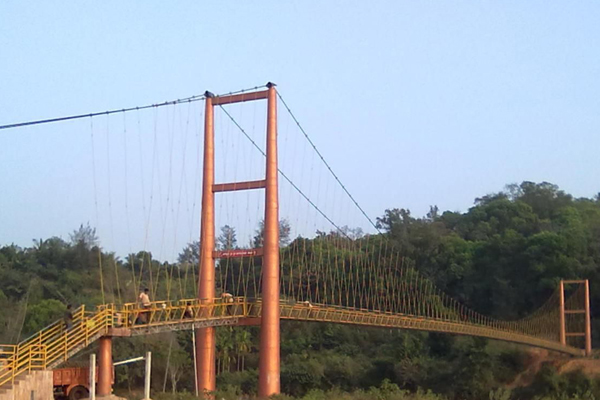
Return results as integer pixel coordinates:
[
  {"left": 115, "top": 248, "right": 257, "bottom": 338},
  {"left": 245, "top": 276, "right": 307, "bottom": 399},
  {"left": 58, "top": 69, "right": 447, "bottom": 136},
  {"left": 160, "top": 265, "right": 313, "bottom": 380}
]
[{"left": 509, "top": 349, "right": 600, "bottom": 388}]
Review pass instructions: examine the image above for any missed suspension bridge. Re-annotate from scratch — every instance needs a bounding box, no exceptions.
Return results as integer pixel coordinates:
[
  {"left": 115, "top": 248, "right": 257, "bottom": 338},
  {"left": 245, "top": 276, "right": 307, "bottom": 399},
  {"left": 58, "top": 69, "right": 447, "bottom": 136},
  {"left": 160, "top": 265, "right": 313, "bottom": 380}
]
[{"left": 0, "top": 83, "right": 592, "bottom": 398}]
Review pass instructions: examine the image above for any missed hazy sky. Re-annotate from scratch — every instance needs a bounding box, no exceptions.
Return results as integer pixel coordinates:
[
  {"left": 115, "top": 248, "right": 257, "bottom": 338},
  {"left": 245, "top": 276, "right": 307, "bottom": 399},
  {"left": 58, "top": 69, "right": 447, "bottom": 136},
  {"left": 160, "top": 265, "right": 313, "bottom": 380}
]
[{"left": 1, "top": 2, "right": 599, "bottom": 259}]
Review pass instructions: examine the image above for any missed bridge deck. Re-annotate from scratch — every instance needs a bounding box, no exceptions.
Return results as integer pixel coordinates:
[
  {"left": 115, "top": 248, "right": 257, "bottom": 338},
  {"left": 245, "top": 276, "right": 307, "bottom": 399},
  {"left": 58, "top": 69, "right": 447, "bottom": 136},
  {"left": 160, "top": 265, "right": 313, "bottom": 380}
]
[
  {"left": 0, "top": 297, "right": 584, "bottom": 388},
  {"left": 115, "top": 299, "right": 584, "bottom": 356}
]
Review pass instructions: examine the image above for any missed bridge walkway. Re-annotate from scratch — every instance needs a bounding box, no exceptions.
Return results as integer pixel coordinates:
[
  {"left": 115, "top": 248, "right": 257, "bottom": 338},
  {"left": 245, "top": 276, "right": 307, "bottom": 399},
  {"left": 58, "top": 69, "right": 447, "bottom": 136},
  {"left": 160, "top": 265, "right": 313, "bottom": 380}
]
[{"left": 0, "top": 297, "right": 584, "bottom": 389}]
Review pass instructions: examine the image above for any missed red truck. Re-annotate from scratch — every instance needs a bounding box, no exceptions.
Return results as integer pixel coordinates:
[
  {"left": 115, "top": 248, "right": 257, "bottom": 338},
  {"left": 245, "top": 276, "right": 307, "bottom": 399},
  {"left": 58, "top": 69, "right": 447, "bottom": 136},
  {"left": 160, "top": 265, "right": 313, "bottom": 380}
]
[{"left": 53, "top": 368, "right": 90, "bottom": 400}]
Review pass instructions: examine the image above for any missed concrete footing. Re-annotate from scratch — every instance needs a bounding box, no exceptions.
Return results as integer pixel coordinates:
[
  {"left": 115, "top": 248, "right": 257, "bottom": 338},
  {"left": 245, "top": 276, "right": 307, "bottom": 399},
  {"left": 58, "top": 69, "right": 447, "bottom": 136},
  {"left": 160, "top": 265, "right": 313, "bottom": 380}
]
[{"left": 0, "top": 371, "right": 53, "bottom": 400}]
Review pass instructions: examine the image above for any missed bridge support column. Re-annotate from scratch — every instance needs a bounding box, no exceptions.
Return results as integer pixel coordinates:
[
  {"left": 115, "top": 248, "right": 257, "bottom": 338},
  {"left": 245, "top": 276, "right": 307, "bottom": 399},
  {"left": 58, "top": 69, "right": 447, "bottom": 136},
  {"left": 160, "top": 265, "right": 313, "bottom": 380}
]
[
  {"left": 97, "top": 336, "right": 113, "bottom": 397},
  {"left": 258, "top": 83, "right": 280, "bottom": 398},
  {"left": 559, "top": 280, "right": 566, "bottom": 346},
  {"left": 585, "top": 280, "right": 592, "bottom": 356},
  {"left": 560, "top": 279, "right": 593, "bottom": 356},
  {"left": 196, "top": 92, "right": 216, "bottom": 395}
]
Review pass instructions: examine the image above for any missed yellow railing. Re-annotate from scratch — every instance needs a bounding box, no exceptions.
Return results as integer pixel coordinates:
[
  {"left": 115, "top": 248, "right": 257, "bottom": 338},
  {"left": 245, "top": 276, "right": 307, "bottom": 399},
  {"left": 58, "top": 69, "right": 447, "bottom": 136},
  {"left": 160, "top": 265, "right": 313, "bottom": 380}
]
[
  {"left": 0, "top": 296, "right": 585, "bottom": 389},
  {"left": 12, "top": 306, "right": 84, "bottom": 361},
  {"left": 0, "top": 305, "right": 114, "bottom": 388},
  {"left": 119, "top": 297, "right": 249, "bottom": 330},
  {"left": 0, "top": 297, "right": 253, "bottom": 388},
  {"left": 277, "top": 301, "right": 584, "bottom": 356}
]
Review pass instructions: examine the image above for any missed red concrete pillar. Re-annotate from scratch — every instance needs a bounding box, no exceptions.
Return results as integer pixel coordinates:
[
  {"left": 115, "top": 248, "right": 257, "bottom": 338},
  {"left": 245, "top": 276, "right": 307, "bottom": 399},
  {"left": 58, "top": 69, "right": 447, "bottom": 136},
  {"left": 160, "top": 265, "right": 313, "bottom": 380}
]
[
  {"left": 97, "top": 336, "right": 112, "bottom": 397},
  {"left": 258, "top": 82, "right": 280, "bottom": 397},
  {"left": 195, "top": 92, "right": 216, "bottom": 395}
]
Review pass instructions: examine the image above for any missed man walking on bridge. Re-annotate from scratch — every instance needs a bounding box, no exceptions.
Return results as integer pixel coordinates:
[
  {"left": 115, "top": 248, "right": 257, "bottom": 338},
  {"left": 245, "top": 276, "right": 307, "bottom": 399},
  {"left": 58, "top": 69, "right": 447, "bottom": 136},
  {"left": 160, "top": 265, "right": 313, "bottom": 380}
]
[{"left": 138, "top": 288, "right": 151, "bottom": 323}]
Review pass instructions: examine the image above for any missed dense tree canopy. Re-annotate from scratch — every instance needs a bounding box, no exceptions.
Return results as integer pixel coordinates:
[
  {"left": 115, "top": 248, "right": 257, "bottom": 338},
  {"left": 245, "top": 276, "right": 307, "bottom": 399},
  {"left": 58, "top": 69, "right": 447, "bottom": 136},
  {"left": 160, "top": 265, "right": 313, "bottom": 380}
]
[{"left": 1, "top": 181, "right": 599, "bottom": 400}]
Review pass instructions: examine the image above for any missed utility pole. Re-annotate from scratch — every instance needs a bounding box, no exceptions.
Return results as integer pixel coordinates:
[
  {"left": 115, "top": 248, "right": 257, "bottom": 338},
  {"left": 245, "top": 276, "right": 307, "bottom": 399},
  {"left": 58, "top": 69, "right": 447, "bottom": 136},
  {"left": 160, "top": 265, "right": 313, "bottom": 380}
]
[
  {"left": 89, "top": 354, "right": 96, "bottom": 400},
  {"left": 113, "top": 353, "right": 152, "bottom": 400},
  {"left": 144, "top": 352, "right": 152, "bottom": 400}
]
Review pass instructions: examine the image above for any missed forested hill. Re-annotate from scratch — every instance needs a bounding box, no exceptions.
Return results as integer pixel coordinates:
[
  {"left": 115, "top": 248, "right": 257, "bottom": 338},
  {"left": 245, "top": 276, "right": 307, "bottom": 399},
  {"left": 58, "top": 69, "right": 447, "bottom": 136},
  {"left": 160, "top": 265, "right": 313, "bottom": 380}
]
[
  {"left": 1, "top": 181, "right": 600, "bottom": 400},
  {"left": 376, "top": 182, "right": 600, "bottom": 325}
]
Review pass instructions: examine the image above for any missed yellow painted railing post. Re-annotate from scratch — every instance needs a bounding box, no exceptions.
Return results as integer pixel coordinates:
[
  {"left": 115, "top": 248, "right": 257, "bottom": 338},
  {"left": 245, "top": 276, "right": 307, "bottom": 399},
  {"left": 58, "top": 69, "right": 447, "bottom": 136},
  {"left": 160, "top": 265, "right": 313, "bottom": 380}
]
[
  {"left": 85, "top": 316, "right": 89, "bottom": 347},
  {"left": 64, "top": 328, "right": 68, "bottom": 362}
]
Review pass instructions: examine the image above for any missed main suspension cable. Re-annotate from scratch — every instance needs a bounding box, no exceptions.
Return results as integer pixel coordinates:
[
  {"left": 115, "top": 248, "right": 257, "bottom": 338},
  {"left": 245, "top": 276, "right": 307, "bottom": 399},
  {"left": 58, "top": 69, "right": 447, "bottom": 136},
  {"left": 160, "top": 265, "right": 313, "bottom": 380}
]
[
  {"left": 0, "top": 95, "right": 205, "bottom": 131},
  {"left": 276, "top": 91, "right": 382, "bottom": 234},
  {"left": 0, "top": 85, "right": 267, "bottom": 131},
  {"left": 217, "top": 104, "right": 351, "bottom": 239}
]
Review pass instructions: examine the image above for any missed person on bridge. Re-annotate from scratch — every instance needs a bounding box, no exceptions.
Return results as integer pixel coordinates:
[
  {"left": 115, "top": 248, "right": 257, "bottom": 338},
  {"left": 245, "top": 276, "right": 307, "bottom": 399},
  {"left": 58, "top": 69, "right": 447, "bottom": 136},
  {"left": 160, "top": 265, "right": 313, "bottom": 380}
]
[
  {"left": 221, "top": 292, "right": 234, "bottom": 315},
  {"left": 183, "top": 302, "right": 194, "bottom": 319},
  {"left": 64, "top": 304, "right": 73, "bottom": 330},
  {"left": 138, "top": 288, "right": 151, "bottom": 324}
]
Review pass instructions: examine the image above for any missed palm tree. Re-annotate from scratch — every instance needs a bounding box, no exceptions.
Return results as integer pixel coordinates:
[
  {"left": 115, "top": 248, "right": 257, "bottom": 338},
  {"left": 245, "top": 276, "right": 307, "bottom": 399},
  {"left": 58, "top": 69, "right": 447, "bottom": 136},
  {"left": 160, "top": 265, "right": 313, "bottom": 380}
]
[
  {"left": 234, "top": 329, "right": 253, "bottom": 371},
  {"left": 217, "top": 328, "right": 235, "bottom": 374}
]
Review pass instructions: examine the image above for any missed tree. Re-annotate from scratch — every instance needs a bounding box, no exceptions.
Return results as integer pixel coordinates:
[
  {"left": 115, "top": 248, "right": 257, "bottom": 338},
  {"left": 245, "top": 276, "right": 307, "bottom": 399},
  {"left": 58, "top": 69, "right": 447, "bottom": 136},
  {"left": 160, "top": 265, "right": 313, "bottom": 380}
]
[
  {"left": 376, "top": 208, "right": 412, "bottom": 233},
  {"left": 506, "top": 181, "right": 572, "bottom": 219},
  {"left": 178, "top": 241, "right": 200, "bottom": 266},
  {"left": 23, "top": 299, "right": 65, "bottom": 333},
  {"left": 2, "top": 180, "right": 600, "bottom": 398},
  {"left": 252, "top": 218, "right": 291, "bottom": 248},
  {"left": 217, "top": 327, "right": 235, "bottom": 374},
  {"left": 69, "top": 223, "right": 99, "bottom": 249},
  {"left": 218, "top": 225, "right": 238, "bottom": 250},
  {"left": 167, "top": 346, "right": 191, "bottom": 393},
  {"left": 234, "top": 329, "right": 253, "bottom": 371},
  {"left": 330, "top": 225, "right": 365, "bottom": 240},
  {"left": 426, "top": 205, "right": 440, "bottom": 221}
]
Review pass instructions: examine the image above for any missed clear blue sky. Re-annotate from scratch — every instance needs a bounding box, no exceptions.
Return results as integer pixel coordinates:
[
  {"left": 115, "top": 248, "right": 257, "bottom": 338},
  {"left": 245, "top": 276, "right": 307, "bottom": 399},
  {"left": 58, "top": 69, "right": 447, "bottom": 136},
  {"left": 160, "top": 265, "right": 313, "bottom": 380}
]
[{"left": 1, "top": 2, "right": 599, "bottom": 259}]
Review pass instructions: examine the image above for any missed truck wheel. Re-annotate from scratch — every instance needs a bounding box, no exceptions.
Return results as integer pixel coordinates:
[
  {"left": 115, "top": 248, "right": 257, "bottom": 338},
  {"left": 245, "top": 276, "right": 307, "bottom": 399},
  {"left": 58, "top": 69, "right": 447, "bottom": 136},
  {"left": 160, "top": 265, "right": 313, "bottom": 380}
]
[{"left": 68, "top": 386, "right": 89, "bottom": 400}]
